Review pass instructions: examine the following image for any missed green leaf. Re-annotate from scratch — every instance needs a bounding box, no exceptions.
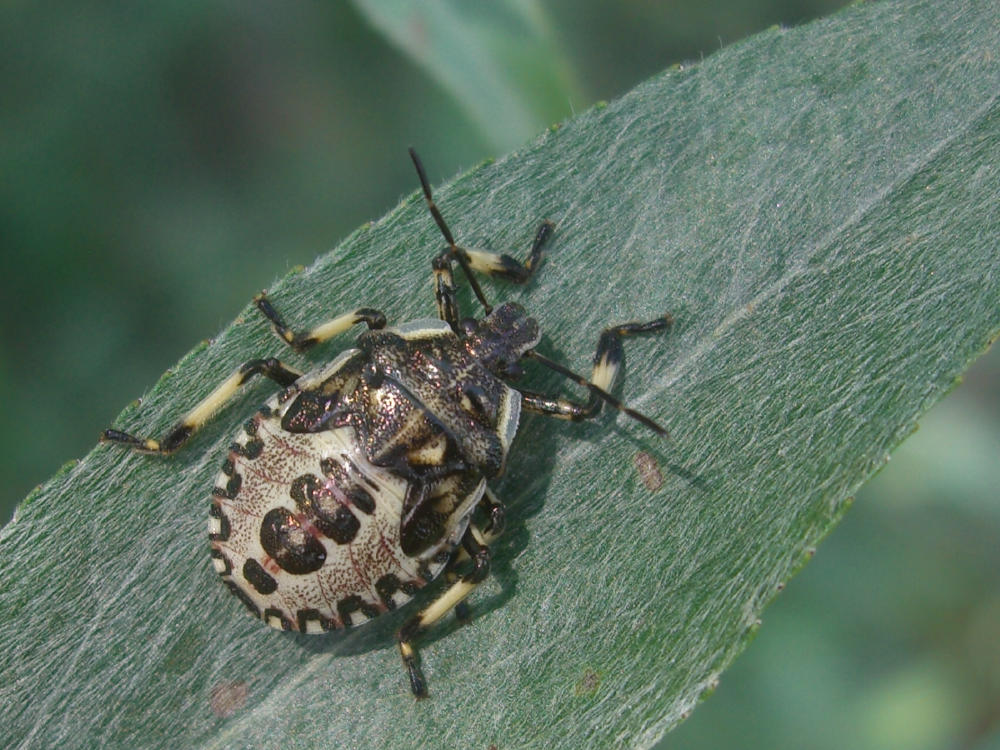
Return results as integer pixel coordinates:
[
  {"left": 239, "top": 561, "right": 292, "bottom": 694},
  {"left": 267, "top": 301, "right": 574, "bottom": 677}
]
[
  {"left": 2, "top": 0, "right": 998, "bottom": 747},
  {"left": 350, "top": 0, "right": 582, "bottom": 151}
]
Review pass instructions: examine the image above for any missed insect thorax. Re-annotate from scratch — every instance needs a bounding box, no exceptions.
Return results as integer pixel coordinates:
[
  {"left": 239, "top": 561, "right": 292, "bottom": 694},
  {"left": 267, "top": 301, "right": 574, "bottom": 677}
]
[{"left": 353, "top": 308, "right": 536, "bottom": 479}]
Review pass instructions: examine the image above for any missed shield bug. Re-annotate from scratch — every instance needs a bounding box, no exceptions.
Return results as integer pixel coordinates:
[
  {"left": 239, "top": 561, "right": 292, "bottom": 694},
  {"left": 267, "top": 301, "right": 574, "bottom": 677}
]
[{"left": 102, "top": 149, "right": 673, "bottom": 697}]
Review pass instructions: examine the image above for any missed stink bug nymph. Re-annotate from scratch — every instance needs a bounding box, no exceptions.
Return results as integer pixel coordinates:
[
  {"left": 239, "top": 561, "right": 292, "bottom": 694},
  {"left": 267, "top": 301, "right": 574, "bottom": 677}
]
[{"left": 102, "top": 149, "right": 673, "bottom": 697}]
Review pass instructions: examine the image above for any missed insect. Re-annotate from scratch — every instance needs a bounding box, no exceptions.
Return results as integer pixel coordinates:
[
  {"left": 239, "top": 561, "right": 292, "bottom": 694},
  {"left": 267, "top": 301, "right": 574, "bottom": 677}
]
[{"left": 102, "top": 149, "right": 673, "bottom": 697}]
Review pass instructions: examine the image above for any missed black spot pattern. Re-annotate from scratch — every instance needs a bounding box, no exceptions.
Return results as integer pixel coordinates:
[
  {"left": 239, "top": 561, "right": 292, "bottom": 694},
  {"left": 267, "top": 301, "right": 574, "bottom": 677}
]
[
  {"left": 209, "top": 502, "right": 231, "bottom": 542},
  {"left": 416, "top": 560, "right": 433, "bottom": 582},
  {"left": 289, "top": 473, "right": 321, "bottom": 506},
  {"left": 296, "top": 608, "right": 335, "bottom": 632},
  {"left": 375, "top": 573, "right": 401, "bottom": 609},
  {"left": 259, "top": 507, "right": 326, "bottom": 575},
  {"left": 213, "top": 471, "right": 243, "bottom": 500},
  {"left": 348, "top": 486, "right": 375, "bottom": 514},
  {"left": 263, "top": 607, "right": 293, "bottom": 630},
  {"left": 229, "top": 419, "right": 265, "bottom": 459},
  {"left": 213, "top": 460, "right": 242, "bottom": 500},
  {"left": 231, "top": 438, "right": 264, "bottom": 459},
  {"left": 320, "top": 457, "right": 376, "bottom": 513},
  {"left": 210, "top": 548, "right": 232, "bottom": 576},
  {"left": 243, "top": 558, "right": 278, "bottom": 594},
  {"left": 314, "top": 505, "right": 360, "bottom": 545},
  {"left": 337, "top": 595, "right": 381, "bottom": 627},
  {"left": 289, "top": 471, "right": 361, "bottom": 545}
]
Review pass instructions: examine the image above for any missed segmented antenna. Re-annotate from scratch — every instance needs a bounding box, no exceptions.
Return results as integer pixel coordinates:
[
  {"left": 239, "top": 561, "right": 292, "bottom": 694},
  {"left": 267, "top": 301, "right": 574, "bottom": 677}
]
[{"left": 409, "top": 148, "right": 493, "bottom": 315}]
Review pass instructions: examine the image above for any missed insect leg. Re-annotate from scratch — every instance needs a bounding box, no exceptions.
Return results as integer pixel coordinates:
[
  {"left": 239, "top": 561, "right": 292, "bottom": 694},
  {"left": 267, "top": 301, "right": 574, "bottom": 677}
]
[
  {"left": 397, "top": 521, "right": 494, "bottom": 698},
  {"left": 101, "top": 358, "right": 303, "bottom": 454},
  {"left": 432, "top": 251, "right": 461, "bottom": 330},
  {"left": 448, "top": 487, "right": 505, "bottom": 622},
  {"left": 410, "top": 148, "right": 554, "bottom": 319},
  {"left": 254, "top": 293, "right": 386, "bottom": 352},
  {"left": 431, "top": 221, "right": 553, "bottom": 331},
  {"left": 521, "top": 315, "right": 674, "bottom": 434},
  {"left": 477, "top": 486, "right": 505, "bottom": 538},
  {"left": 461, "top": 220, "right": 554, "bottom": 283}
]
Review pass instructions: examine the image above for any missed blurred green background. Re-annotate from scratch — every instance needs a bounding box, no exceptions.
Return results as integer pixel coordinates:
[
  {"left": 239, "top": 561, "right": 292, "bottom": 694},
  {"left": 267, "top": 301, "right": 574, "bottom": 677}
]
[{"left": 2, "top": 1, "right": 997, "bottom": 748}]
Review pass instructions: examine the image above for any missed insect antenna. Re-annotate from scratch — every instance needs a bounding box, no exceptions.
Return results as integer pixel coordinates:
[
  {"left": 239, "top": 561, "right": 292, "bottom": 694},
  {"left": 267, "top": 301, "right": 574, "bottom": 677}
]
[
  {"left": 409, "top": 147, "right": 493, "bottom": 315},
  {"left": 524, "top": 350, "right": 668, "bottom": 437}
]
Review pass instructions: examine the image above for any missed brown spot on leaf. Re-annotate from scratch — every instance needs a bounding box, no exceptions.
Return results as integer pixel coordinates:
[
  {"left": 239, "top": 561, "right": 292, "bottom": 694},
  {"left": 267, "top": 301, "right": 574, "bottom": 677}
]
[
  {"left": 633, "top": 451, "right": 664, "bottom": 491},
  {"left": 574, "top": 668, "right": 601, "bottom": 696},
  {"left": 210, "top": 681, "right": 249, "bottom": 718}
]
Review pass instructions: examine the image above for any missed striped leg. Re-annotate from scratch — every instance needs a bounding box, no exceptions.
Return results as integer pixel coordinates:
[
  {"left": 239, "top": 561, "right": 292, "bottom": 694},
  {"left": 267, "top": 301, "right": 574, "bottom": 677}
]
[
  {"left": 432, "top": 252, "right": 461, "bottom": 330},
  {"left": 431, "top": 221, "right": 554, "bottom": 332},
  {"left": 254, "top": 293, "right": 386, "bottom": 352},
  {"left": 101, "top": 358, "right": 302, "bottom": 454},
  {"left": 449, "top": 487, "right": 504, "bottom": 623},
  {"left": 410, "top": 147, "right": 554, "bottom": 326},
  {"left": 522, "top": 315, "right": 674, "bottom": 433},
  {"left": 396, "top": 509, "right": 500, "bottom": 698},
  {"left": 460, "top": 220, "right": 554, "bottom": 283}
]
